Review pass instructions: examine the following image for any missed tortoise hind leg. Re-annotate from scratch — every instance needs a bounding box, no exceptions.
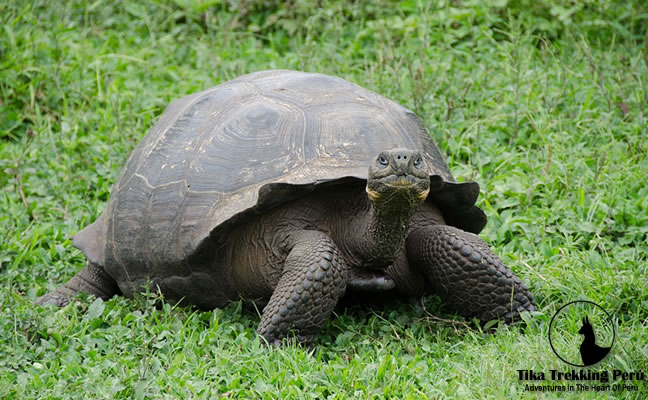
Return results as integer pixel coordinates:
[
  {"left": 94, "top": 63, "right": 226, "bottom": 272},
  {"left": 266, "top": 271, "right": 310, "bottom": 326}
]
[
  {"left": 406, "top": 225, "right": 536, "bottom": 323},
  {"left": 36, "top": 262, "right": 121, "bottom": 306},
  {"left": 256, "top": 230, "right": 347, "bottom": 345}
]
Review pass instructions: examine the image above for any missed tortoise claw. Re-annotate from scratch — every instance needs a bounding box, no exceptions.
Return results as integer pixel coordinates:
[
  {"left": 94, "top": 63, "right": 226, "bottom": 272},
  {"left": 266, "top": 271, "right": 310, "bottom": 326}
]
[{"left": 35, "top": 289, "right": 75, "bottom": 307}]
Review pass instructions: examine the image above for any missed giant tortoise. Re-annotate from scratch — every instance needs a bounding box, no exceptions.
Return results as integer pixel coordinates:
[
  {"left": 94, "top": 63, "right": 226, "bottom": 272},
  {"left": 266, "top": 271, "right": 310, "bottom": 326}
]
[{"left": 37, "top": 70, "right": 536, "bottom": 344}]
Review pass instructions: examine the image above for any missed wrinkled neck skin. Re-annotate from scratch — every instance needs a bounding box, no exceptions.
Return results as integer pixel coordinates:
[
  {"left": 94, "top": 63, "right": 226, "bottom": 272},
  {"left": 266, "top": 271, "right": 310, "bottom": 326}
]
[{"left": 356, "top": 192, "right": 419, "bottom": 268}]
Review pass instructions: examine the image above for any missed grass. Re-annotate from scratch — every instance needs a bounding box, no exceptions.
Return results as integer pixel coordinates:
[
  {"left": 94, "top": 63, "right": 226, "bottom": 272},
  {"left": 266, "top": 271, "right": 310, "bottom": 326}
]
[{"left": 1, "top": 0, "right": 647, "bottom": 398}]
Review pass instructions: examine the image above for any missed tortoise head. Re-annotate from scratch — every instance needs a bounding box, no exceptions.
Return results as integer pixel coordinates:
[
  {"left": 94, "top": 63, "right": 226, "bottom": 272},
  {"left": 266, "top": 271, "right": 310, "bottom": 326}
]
[{"left": 366, "top": 148, "right": 431, "bottom": 208}]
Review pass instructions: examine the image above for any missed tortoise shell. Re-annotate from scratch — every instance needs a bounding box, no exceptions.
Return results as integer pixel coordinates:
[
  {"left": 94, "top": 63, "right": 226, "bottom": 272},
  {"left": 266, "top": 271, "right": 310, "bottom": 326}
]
[{"left": 74, "top": 70, "right": 485, "bottom": 296}]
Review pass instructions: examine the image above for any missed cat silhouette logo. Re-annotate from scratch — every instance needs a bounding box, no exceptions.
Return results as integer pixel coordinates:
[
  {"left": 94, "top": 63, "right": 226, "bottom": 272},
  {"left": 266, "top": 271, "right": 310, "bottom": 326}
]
[{"left": 548, "top": 301, "right": 615, "bottom": 367}]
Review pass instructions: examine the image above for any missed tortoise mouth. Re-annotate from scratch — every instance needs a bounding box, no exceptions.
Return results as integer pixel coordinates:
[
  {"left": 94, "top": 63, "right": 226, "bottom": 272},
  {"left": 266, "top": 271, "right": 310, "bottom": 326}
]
[
  {"left": 382, "top": 174, "right": 421, "bottom": 188},
  {"left": 366, "top": 173, "right": 430, "bottom": 202}
]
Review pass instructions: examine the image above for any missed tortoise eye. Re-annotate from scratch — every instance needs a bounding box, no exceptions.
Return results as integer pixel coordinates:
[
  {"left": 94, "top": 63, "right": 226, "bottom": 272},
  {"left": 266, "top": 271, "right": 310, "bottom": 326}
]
[
  {"left": 413, "top": 155, "right": 423, "bottom": 167},
  {"left": 377, "top": 154, "right": 389, "bottom": 166}
]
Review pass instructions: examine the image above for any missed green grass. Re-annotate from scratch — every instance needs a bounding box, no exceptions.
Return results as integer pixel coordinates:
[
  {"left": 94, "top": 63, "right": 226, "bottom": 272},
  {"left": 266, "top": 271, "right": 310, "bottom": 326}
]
[{"left": 1, "top": 0, "right": 647, "bottom": 398}]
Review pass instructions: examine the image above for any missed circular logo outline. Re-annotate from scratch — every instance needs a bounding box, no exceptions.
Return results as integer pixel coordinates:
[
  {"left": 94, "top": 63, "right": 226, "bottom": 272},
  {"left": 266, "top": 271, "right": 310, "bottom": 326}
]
[{"left": 548, "top": 300, "right": 615, "bottom": 367}]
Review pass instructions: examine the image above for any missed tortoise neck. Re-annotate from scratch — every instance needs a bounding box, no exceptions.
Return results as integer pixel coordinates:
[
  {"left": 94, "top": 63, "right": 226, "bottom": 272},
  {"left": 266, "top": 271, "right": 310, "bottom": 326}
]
[{"left": 358, "top": 195, "right": 418, "bottom": 267}]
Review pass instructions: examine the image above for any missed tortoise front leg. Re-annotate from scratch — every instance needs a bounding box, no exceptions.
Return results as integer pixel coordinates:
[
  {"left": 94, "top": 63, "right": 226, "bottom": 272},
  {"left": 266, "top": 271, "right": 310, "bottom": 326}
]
[
  {"left": 406, "top": 225, "right": 536, "bottom": 323},
  {"left": 257, "top": 231, "right": 347, "bottom": 345}
]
